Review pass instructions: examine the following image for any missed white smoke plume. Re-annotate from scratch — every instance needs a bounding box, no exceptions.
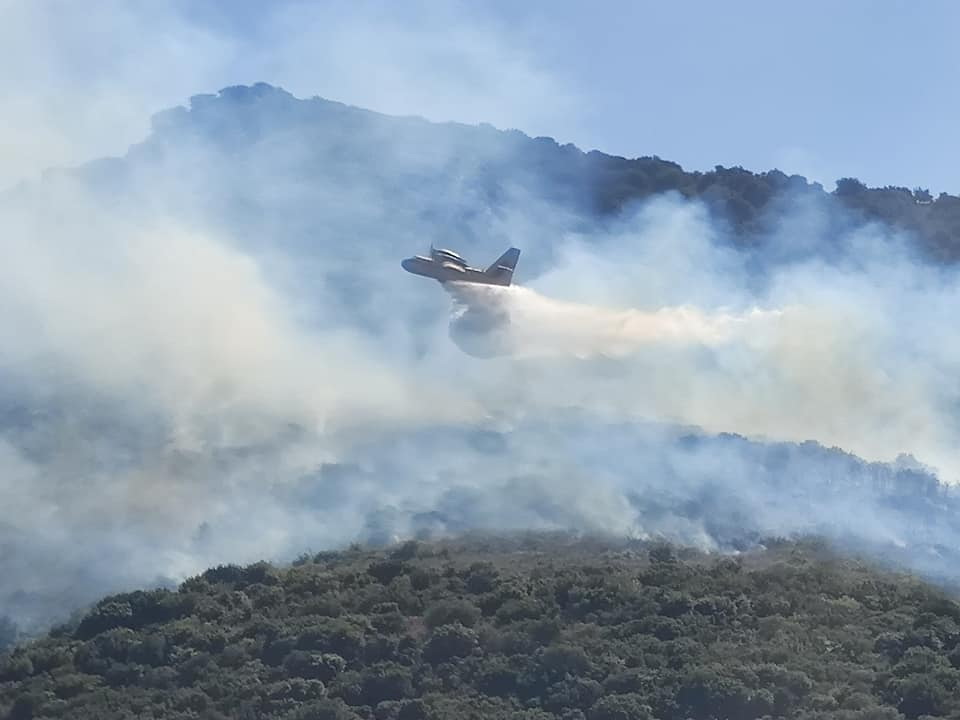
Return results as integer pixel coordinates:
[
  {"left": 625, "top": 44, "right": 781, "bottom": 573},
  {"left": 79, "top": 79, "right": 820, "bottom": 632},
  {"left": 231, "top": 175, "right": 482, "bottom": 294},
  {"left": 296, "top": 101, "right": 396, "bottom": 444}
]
[
  {"left": 445, "top": 199, "right": 959, "bottom": 483},
  {"left": 448, "top": 282, "right": 781, "bottom": 358}
]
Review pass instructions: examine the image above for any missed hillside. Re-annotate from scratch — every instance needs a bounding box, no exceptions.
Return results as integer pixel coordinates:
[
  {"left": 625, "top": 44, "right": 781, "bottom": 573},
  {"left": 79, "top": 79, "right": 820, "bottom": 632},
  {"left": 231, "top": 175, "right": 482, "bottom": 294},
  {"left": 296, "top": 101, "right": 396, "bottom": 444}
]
[
  {"left": 63, "top": 83, "right": 960, "bottom": 263},
  {"left": 3, "top": 83, "right": 960, "bottom": 640},
  {"left": 3, "top": 535, "right": 960, "bottom": 720}
]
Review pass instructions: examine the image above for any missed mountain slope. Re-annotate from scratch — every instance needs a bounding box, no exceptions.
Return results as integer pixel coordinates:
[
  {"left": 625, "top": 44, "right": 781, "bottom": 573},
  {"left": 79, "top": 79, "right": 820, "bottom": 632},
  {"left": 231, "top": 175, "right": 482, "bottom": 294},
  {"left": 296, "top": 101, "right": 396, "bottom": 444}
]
[
  {"left": 63, "top": 82, "right": 960, "bottom": 262},
  {"left": 3, "top": 82, "right": 960, "bottom": 640},
  {"left": 3, "top": 535, "right": 960, "bottom": 720}
]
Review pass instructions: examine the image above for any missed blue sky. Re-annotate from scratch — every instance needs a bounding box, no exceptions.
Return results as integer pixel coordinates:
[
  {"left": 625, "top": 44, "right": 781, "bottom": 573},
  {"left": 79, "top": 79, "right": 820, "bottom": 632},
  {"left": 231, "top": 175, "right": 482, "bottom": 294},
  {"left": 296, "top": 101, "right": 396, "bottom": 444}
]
[
  {"left": 484, "top": 1, "right": 959, "bottom": 194},
  {"left": 2, "top": 0, "right": 957, "bottom": 192}
]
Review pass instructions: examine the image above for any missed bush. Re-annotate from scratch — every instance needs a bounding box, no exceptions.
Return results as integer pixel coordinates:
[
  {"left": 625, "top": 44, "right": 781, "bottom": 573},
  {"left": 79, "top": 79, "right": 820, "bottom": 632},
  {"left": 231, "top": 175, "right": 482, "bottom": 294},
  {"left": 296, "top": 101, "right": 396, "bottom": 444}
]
[
  {"left": 75, "top": 599, "right": 135, "bottom": 639},
  {"left": 368, "top": 561, "right": 407, "bottom": 585},
  {"left": 283, "top": 698, "right": 360, "bottom": 720},
  {"left": 464, "top": 563, "right": 500, "bottom": 594},
  {"left": 539, "top": 644, "right": 592, "bottom": 679},
  {"left": 589, "top": 693, "right": 654, "bottom": 720},
  {"left": 423, "top": 623, "right": 477, "bottom": 664},
  {"left": 360, "top": 664, "right": 414, "bottom": 705},
  {"left": 424, "top": 600, "right": 480, "bottom": 630}
]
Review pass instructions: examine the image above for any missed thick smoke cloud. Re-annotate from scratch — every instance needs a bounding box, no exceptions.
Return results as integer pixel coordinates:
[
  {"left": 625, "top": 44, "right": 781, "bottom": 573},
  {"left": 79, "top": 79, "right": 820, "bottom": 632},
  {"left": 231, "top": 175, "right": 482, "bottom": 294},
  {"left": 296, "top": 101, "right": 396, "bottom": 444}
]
[
  {"left": 0, "top": 1, "right": 576, "bottom": 191},
  {"left": 448, "top": 283, "right": 780, "bottom": 359},
  {"left": 2, "top": 88, "right": 959, "bottom": 637},
  {"left": 449, "top": 197, "right": 959, "bottom": 481}
]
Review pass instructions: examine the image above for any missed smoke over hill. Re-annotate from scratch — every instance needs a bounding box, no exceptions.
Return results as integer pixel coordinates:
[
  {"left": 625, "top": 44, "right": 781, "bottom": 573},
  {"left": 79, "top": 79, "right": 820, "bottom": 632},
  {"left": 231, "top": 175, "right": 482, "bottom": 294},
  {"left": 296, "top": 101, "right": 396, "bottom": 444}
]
[{"left": 2, "top": 83, "right": 960, "bottom": 635}]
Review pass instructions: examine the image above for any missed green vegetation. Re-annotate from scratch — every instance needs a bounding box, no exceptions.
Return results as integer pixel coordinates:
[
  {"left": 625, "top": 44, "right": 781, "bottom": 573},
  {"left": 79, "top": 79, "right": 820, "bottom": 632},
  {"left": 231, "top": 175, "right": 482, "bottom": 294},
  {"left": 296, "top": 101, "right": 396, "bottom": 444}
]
[
  {"left": 3, "top": 534, "right": 960, "bottom": 719},
  {"left": 584, "top": 155, "right": 960, "bottom": 261}
]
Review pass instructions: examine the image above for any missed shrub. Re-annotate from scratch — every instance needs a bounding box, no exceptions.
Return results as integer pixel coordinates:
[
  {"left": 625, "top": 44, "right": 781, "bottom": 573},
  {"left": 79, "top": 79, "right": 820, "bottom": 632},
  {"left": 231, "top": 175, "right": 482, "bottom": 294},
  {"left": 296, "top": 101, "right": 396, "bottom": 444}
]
[
  {"left": 424, "top": 600, "right": 480, "bottom": 630},
  {"left": 423, "top": 623, "right": 477, "bottom": 663}
]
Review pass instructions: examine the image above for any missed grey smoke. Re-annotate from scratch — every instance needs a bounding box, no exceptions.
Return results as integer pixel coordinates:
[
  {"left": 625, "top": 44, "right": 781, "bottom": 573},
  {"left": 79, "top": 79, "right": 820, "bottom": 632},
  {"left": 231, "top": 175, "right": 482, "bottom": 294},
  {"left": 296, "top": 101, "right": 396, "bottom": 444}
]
[{"left": 2, "top": 87, "right": 959, "bottom": 636}]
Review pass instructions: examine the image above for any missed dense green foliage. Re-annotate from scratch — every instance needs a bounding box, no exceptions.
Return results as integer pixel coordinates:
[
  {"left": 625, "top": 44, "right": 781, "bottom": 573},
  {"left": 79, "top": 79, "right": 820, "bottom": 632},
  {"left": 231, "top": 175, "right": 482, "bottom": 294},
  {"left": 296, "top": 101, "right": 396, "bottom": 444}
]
[
  {"left": 586, "top": 156, "right": 960, "bottom": 261},
  {"left": 3, "top": 534, "right": 960, "bottom": 719}
]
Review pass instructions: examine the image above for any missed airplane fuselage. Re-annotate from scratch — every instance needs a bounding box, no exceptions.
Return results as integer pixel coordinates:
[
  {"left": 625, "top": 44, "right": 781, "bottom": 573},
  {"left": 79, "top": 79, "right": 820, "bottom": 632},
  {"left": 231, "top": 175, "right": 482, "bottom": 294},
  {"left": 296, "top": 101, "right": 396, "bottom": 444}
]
[
  {"left": 402, "top": 246, "right": 520, "bottom": 287},
  {"left": 401, "top": 256, "right": 511, "bottom": 286}
]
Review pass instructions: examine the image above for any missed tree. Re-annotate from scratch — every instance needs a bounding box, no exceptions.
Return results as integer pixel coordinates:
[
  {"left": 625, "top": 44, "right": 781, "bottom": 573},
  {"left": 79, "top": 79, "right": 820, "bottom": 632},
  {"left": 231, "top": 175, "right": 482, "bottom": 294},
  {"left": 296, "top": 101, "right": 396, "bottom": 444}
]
[
  {"left": 893, "top": 674, "right": 949, "bottom": 718},
  {"left": 835, "top": 177, "right": 867, "bottom": 196}
]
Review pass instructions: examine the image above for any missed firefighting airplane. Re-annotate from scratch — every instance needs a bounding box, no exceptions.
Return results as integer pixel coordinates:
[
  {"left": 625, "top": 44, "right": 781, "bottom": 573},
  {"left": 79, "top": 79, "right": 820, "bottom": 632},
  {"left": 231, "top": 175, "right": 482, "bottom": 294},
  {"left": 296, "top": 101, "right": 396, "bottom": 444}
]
[{"left": 401, "top": 246, "right": 521, "bottom": 286}]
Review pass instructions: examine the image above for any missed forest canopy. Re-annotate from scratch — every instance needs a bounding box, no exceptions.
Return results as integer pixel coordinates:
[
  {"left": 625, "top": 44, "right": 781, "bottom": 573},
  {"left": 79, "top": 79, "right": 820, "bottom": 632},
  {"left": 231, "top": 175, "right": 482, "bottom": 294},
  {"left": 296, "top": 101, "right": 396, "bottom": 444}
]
[{"left": 3, "top": 534, "right": 960, "bottom": 720}]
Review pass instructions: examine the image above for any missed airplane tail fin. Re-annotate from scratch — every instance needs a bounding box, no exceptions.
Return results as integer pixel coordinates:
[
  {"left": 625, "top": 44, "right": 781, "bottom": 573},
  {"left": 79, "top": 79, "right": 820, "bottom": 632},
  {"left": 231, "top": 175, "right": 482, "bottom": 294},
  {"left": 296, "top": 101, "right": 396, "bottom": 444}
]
[{"left": 485, "top": 247, "right": 521, "bottom": 285}]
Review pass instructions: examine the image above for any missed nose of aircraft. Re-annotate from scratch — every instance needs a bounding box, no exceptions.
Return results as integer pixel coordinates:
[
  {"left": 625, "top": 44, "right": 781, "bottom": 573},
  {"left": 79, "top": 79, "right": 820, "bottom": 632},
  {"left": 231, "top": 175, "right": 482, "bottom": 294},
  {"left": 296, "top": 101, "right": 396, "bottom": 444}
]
[{"left": 401, "top": 257, "right": 415, "bottom": 273}]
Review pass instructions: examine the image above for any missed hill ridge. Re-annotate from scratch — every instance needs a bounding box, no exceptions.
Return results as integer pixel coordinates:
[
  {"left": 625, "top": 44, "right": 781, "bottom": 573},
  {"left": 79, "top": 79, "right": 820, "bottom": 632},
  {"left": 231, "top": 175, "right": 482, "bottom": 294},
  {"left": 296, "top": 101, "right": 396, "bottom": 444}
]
[{"left": 115, "top": 82, "right": 959, "bottom": 262}]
